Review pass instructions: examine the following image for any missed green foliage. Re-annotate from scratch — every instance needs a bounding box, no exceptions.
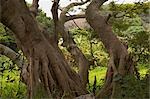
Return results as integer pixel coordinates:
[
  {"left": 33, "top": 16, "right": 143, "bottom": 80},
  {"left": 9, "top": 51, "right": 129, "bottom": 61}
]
[
  {"left": 0, "top": 56, "right": 27, "bottom": 99},
  {"left": 0, "top": 55, "right": 149, "bottom": 98},
  {"left": 0, "top": 24, "right": 14, "bottom": 42},
  {"left": 0, "top": 24, "right": 15, "bottom": 43},
  {"left": 0, "top": 2, "right": 149, "bottom": 98},
  {"left": 88, "top": 67, "right": 107, "bottom": 93},
  {"left": 138, "top": 63, "right": 150, "bottom": 77},
  {"left": 0, "top": 23, "right": 17, "bottom": 52},
  {"left": 109, "top": 2, "right": 150, "bottom": 15},
  {"left": 36, "top": 10, "right": 54, "bottom": 34},
  {"left": 87, "top": 65, "right": 149, "bottom": 97},
  {"left": 114, "top": 74, "right": 149, "bottom": 99},
  {"left": 108, "top": 2, "right": 150, "bottom": 63},
  {"left": 140, "top": 74, "right": 150, "bottom": 98},
  {"left": 71, "top": 29, "right": 108, "bottom": 67},
  {"left": 107, "top": 3, "right": 150, "bottom": 96}
]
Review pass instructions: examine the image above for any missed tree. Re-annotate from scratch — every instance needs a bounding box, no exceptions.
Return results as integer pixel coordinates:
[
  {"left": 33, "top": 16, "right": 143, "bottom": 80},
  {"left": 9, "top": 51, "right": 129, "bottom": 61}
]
[
  {"left": 0, "top": 0, "right": 87, "bottom": 98},
  {"left": 1, "top": 0, "right": 144, "bottom": 98},
  {"left": 85, "top": 0, "right": 134, "bottom": 98},
  {"left": 57, "top": 0, "right": 90, "bottom": 88},
  {"left": 108, "top": 2, "right": 150, "bottom": 63}
]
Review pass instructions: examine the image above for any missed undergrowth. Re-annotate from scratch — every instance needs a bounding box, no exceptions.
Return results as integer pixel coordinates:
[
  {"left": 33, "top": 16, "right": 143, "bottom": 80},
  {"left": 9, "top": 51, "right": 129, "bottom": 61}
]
[{"left": 0, "top": 56, "right": 149, "bottom": 99}]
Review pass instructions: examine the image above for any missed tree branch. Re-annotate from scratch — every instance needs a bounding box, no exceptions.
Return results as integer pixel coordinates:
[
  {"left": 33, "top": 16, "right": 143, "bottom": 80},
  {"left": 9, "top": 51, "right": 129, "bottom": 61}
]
[
  {"left": 51, "top": 0, "right": 60, "bottom": 44},
  {"left": 60, "top": 0, "right": 90, "bottom": 17},
  {"left": 65, "top": 14, "right": 85, "bottom": 22},
  {"left": 58, "top": 0, "right": 89, "bottom": 29},
  {"left": 30, "top": 0, "right": 39, "bottom": 17},
  {"left": 0, "top": 44, "right": 24, "bottom": 68},
  {"left": 0, "top": 44, "right": 29, "bottom": 84},
  {"left": 52, "top": 1, "right": 90, "bottom": 87}
]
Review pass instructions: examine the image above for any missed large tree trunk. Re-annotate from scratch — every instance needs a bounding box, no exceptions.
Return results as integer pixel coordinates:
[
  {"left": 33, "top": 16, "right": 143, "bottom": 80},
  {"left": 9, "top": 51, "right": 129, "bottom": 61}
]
[
  {"left": 85, "top": 0, "right": 132, "bottom": 98},
  {"left": 0, "top": 0, "right": 87, "bottom": 98}
]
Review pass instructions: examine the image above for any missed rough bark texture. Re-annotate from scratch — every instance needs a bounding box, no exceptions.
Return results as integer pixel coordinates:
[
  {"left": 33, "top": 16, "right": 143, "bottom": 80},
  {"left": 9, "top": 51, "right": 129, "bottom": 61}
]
[
  {"left": 85, "top": 0, "right": 131, "bottom": 98},
  {"left": 51, "top": 0, "right": 59, "bottom": 44},
  {"left": 60, "top": 28, "right": 89, "bottom": 88},
  {"left": 0, "top": 0, "right": 87, "bottom": 98},
  {"left": 30, "top": 0, "right": 39, "bottom": 17},
  {"left": 74, "top": 94, "right": 95, "bottom": 99},
  {"left": 58, "top": 1, "right": 90, "bottom": 88}
]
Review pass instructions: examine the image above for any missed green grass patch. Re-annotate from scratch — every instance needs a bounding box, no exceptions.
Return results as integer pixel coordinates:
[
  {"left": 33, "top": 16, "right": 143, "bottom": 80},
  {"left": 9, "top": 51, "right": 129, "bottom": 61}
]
[
  {"left": 89, "top": 66, "right": 107, "bottom": 86},
  {"left": 138, "top": 63, "right": 149, "bottom": 77},
  {"left": 88, "top": 66, "right": 107, "bottom": 93}
]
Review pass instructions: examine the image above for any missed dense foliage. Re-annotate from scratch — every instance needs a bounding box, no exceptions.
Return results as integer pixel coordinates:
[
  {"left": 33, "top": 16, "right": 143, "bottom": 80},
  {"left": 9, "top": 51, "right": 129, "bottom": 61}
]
[
  {"left": 108, "top": 2, "right": 150, "bottom": 63},
  {"left": 0, "top": 2, "right": 149, "bottom": 98}
]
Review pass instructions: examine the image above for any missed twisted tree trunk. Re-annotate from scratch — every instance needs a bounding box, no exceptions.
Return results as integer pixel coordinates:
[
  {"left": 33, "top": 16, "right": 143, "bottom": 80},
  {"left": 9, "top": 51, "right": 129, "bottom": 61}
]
[
  {"left": 0, "top": 0, "right": 87, "bottom": 98},
  {"left": 85, "top": 0, "right": 132, "bottom": 98},
  {"left": 59, "top": 4, "right": 89, "bottom": 87}
]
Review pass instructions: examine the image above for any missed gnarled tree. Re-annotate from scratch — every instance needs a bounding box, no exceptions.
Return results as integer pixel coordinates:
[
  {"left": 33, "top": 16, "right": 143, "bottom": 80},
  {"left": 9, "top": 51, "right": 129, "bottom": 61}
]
[
  {"left": 86, "top": 0, "right": 133, "bottom": 98},
  {"left": 0, "top": 0, "right": 136, "bottom": 98},
  {"left": 58, "top": 0, "right": 90, "bottom": 88},
  {"left": 0, "top": 0, "right": 87, "bottom": 98}
]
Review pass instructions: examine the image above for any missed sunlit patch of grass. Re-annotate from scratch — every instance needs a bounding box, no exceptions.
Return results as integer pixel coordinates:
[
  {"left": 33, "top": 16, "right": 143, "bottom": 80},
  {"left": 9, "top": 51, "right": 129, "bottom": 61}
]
[
  {"left": 87, "top": 63, "right": 149, "bottom": 92},
  {"left": 89, "top": 66, "right": 107, "bottom": 85},
  {"left": 138, "top": 63, "right": 149, "bottom": 77},
  {"left": 87, "top": 66, "right": 107, "bottom": 92}
]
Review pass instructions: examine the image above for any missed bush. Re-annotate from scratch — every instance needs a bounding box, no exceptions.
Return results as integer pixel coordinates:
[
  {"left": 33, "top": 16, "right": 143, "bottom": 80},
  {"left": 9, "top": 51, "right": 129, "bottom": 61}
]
[{"left": 0, "top": 56, "right": 27, "bottom": 99}]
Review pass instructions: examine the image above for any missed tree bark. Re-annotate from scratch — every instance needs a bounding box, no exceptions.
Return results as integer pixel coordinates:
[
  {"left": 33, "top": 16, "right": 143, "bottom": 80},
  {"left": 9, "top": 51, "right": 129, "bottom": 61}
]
[
  {"left": 59, "top": 1, "right": 90, "bottom": 88},
  {"left": 30, "top": 0, "right": 39, "bottom": 17},
  {"left": 51, "top": 0, "right": 60, "bottom": 44},
  {"left": 85, "top": 0, "right": 131, "bottom": 98},
  {"left": 0, "top": 0, "right": 87, "bottom": 98}
]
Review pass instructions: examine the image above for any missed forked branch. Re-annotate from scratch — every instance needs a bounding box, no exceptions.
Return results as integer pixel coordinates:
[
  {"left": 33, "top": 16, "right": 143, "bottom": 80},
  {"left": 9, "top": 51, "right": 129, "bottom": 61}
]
[
  {"left": 60, "top": 0, "right": 90, "bottom": 18},
  {"left": 30, "top": 0, "right": 39, "bottom": 16}
]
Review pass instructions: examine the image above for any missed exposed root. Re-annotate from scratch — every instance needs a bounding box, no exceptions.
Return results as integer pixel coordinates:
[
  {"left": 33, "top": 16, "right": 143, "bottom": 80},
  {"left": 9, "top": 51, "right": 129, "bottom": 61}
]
[
  {"left": 20, "top": 42, "right": 87, "bottom": 99},
  {"left": 96, "top": 65, "right": 113, "bottom": 98},
  {"left": 96, "top": 52, "right": 129, "bottom": 98}
]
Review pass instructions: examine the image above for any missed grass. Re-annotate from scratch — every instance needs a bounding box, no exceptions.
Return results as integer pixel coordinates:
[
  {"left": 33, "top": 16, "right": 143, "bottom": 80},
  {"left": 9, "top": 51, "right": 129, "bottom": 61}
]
[
  {"left": 88, "top": 66, "right": 107, "bottom": 93},
  {"left": 87, "top": 64, "right": 149, "bottom": 93},
  {"left": 138, "top": 63, "right": 150, "bottom": 77},
  {"left": 89, "top": 66, "right": 107, "bottom": 86},
  {"left": 88, "top": 63, "right": 149, "bottom": 84}
]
